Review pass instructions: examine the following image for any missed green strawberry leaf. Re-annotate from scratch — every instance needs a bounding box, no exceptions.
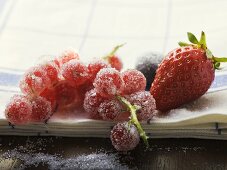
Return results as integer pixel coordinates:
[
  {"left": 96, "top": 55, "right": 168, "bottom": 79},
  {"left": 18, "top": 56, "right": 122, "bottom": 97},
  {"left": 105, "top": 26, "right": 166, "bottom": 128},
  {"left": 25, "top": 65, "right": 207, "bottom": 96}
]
[
  {"left": 214, "top": 62, "right": 220, "bottom": 69},
  {"left": 213, "top": 57, "right": 227, "bottom": 62},
  {"left": 178, "top": 42, "right": 190, "bottom": 47},
  {"left": 206, "top": 48, "right": 213, "bottom": 59},
  {"left": 199, "top": 31, "right": 207, "bottom": 48},
  {"left": 187, "top": 32, "right": 199, "bottom": 44}
]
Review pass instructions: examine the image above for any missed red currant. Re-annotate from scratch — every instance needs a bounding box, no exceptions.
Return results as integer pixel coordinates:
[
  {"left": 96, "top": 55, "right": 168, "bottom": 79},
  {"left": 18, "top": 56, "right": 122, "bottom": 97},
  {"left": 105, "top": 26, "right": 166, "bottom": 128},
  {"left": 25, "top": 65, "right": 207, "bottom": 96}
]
[
  {"left": 122, "top": 69, "right": 146, "bottom": 94},
  {"left": 31, "top": 96, "right": 52, "bottom": 122},
  {"left": 93, "top": 68, "right": 124, "bottom": 98},
  {"left": 110, "top": 122, "right": 140, "bottom": 151},
  {"left": 61, "top": 59, "right": 89, "bottom": 86},
  {"left": 5, "top": 95, "right": 32, "bottom": 125}
]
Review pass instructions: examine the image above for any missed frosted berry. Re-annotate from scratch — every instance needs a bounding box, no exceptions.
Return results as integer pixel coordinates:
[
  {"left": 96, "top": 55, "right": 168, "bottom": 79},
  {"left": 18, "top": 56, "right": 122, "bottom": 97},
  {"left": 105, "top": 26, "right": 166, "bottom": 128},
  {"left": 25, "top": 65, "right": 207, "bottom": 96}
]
[
  {"left": 88, "top": 59, "right": 110, "bottom": 81},
  {"left": 122, "top": 69, "right": 146, "bottom": 94},
  {"left": 31, "top": 96, "right": 52, "bottom": 122},
  {"left": 108, "top": 55, "right": 123, "bottom": 71},
  {"left": 83, "top": 89, "right": 104, "bottom": 119},
  {"left": 98, "top": 99, "right": 123, "bottom": 120},
  {"left": 55, "top": 81, "right": 77, "bottom": 106},
  {"left": 19, "top": 66, "right": 51, "bottom": 96},
  {"left": 55, "top": 49, "right": 79, "bottom": 67},
  {"left": 110, "top": 122, "right": 140, "bottom": 151},
  {"left": 135, "top": 52, "right": 163, "bottom": 90},
  {"left": 40, "top": 61, "right": 59, "bottom": 85},
  {"left": 126, "top": 91, "right": 156, "bottom": 121},
  {"left": 5, "top": 95, "right": 32, "bottom": 125},
  {"left": 40, "top": 88, "right": 57, "bottom": 111},
  {"left": 93, "top": 68, "right": 124, "bottom": 98},
  {"left": 62, "top": 59, "right": 89, "bottom": 86}
]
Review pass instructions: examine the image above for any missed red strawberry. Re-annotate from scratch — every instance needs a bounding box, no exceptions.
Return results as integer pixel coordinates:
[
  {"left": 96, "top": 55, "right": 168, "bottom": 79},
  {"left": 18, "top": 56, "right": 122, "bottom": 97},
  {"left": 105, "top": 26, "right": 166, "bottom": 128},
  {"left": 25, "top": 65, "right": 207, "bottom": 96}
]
[
  {"left": 103, "top": 44, "right": 124, "bottom": 71},
  {"left": 150, "top": 32, "right": 227, "bottom": 112}
]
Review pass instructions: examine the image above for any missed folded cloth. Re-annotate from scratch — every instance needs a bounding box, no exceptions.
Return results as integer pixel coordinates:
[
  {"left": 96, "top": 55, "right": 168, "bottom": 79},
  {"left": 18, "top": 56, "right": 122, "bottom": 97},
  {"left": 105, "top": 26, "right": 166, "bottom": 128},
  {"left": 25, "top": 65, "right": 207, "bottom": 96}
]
[{"left": 1, "top": 70, "right": 227, "bottom": 139}]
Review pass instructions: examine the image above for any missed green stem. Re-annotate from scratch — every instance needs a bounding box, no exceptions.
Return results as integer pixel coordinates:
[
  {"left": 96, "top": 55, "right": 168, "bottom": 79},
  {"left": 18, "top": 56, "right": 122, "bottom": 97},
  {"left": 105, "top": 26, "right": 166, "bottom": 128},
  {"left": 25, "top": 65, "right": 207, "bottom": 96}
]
[
  {"left": 117, "top": 96, "right": 149, "bottom": 148},
  {"left": 103, "top": 43, "right": 125, "bottom": 60}
]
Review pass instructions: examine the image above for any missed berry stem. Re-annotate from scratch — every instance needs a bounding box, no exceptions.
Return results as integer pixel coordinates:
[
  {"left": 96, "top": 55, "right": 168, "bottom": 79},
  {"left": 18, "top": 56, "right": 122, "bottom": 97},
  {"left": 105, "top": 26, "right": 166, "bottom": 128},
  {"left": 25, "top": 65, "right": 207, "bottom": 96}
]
[
  {"left": 103, "top": 44, "right": 125, "bottom": 60},
  {"left": 117, "top": 95, "right": 149, "bottom": 148}
]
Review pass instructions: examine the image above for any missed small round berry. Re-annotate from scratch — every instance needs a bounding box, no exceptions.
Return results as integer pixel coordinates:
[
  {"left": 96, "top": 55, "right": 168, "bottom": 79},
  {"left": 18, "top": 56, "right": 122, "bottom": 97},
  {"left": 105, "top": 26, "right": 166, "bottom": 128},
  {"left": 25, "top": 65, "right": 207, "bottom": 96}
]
[
  {"left": 40, "top": 88, "right": 57, "bottom": 111},
  {"left": 88, "top": 59, "right": 110, "bottom": 81},
  {"left": 110, "top": 122, "right": 140, "bottom": 151},
  {"left": 126, "top": 91, "right": 156, "bottom": 121},
  {"left": 93, "top": 68, "right": 124, "bottom": 98},
  {"left": 31, "top": 96, "right": 52, "bottom": 122},
  {"left": 19, "top": 66, "right": 51, "bottom": 96},
  {"left": 61, "top": 59, "right": 89, "bottom": 86},
  {"left": 135, "top": 52, "right": 163, "bottom": 90},
  {"left": 5, "top": 95, "right": 32, "bottom": 125},
  {"left": 122, "top": 69, "right": 146, "bottom": 94},
  {"left": 40, "top": 61, "right": 59, "bottom": 85},
  {"left": 108, "top": 55, "right": 123, "bottom": 71},
  {"left": 83, "top": 89, "right": 104, "bottom": 119},
  {"left": 55, "top": 81, "right": 77, "bottom": 106},
  {"left": 55, "top": 48, "right": 79, "bottom": 67},
  {"left": 98, "top": 99, "right": 123, "bottom": 120}
]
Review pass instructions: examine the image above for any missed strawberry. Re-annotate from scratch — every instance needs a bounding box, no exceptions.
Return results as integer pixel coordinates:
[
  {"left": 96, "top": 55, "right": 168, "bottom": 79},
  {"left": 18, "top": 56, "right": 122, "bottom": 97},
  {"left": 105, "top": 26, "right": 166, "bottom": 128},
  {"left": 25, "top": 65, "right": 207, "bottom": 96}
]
[
  {"left": 103, "top": 44, "right": 124, "bottom": 71},
  {"left": 150, "top": 32, "right": 227, "bottom": 112}
]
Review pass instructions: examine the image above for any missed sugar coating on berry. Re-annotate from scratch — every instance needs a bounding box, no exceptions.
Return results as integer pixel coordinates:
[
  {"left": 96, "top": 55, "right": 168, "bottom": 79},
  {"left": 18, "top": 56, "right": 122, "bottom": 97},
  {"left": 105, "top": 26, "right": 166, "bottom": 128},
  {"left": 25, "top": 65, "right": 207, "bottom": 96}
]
[
  {"left": 98, "top": 99, "right": 123, "bottom": 120},
  {"left": 5, "top": 95, "right": 32, "bottom": 125},
  {"left": 122, "top": 69, "right": 146, "bottom": 94},
  {"left": 31, "top": 96, "right": 52, "bottom": 122},
  {"left": 56, "top": 48, "right": 79, "bottom": 67},
  {"left": 93, "top": 68, "right": 124, "bottom": 98},
  {"left": 61, "top": 59, "right": 89, "bottom": 86},
  {"left": 88, "top": 59, "right": 110, "bottom": 81},
  {"left": 40, "top": 61, "right": 59, "bottom": 85},
  {"left": 19, "top": 66, "right": 51, "bottom": 95},
  {"left": 55, "top": 81, "right": 77, "bottom": 106},
  {"left": 108, "top": 55, "right": 123, "bottom": 71},
  {"left": 126, "top": 91, "right": 156, "bottom": 121},
  {"left": 40, "top": 88, "right": 57, "bottom": 111},
  {"left": 83, "top": 89, "right": 104, "bottom": 119},
  {"left": 110, "top": 122, "right": 140, "bottom": 151}
]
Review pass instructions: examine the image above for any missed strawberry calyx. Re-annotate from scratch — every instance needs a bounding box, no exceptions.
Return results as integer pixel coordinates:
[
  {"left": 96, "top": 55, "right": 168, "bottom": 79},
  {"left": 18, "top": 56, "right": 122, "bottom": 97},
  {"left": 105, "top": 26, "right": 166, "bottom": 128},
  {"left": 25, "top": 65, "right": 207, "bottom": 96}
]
[
  {"left": 117, "top": 95, "right": 149, "bottom": 148},
  {"left": 103, "top": 43, "right": 125, "bottom": 61},
  {"left": 178, "top": 31, "right": 227, "bottom": 69}
]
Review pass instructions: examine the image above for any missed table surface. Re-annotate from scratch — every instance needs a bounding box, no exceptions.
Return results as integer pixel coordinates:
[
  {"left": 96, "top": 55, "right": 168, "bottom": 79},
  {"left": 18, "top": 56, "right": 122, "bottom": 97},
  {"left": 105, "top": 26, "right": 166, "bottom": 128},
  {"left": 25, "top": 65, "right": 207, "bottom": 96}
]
[{"left": 0, "top": 136, "right": 227, "bottom": 170}]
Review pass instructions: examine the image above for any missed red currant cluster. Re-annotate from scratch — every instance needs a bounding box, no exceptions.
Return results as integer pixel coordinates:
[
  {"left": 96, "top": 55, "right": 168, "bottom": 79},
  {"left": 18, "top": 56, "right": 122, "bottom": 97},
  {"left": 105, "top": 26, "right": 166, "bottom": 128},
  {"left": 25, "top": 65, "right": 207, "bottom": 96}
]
[{"left": 5, "top": 45, "right": 157, "bottom": 152}]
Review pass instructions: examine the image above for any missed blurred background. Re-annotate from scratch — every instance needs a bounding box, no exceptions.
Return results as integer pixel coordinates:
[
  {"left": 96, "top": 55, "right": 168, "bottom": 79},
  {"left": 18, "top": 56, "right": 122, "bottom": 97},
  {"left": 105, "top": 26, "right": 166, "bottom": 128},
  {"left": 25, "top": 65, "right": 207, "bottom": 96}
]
[{"left": 0, "top": 0, "right": 226, "bottom": 70}]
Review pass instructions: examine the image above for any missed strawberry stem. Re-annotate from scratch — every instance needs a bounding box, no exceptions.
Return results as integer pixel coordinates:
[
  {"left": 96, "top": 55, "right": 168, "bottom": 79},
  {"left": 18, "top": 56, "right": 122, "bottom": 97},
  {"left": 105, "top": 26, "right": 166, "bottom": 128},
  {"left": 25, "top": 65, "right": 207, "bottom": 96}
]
[
  {"left": 117, "top": 95, "right": 149, "bottom": 148},
  {"left": 179, "top": 31, "right": 227, "bottom": 69}
]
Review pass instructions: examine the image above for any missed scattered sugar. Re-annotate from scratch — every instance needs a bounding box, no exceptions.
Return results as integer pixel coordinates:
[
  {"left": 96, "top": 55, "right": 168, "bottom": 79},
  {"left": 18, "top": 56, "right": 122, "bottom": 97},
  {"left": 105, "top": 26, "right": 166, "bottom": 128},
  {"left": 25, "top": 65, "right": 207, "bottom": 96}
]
[{"left": 1, "top": 137, "right": 129, "bottom": 170}]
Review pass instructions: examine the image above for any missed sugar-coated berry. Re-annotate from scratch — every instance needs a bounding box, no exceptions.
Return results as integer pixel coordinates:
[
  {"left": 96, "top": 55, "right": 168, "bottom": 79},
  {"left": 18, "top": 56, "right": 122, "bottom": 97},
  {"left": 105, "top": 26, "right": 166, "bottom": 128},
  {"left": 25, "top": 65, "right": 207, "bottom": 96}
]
[
  {"left": 83, "top": 89, "right": 104, "bottom": 119},
  {"left": 126, "top": 91, "right": 156, "bottom": 121},
  {"left": 19, "top": 66, "right": 51, "bottom": 96},
  {"left": 135, "top": 52, "right": 163, "bottom": 90},
  {"left": 61, "top": 59, "right": 89, "bottom": 86},
  {"left": 31, "top": 96, "right": 52, "bottom": 122},
  {"left": 40, "top": 88, "right": 57, "bottom": 111},
  {"left": 55, "top": 81, "right": 77, "bottom": 106},
  {"left": 55, "top": 49, "right": 79, "bottom": 67},
  {"left": 122, "top": 69, "right": 146, "bottom": 94},
  {"left": 93, "top": 68, "right": 124, "bottom": 98},
  {"left": 5, "top": 95, "right": 32, "bottom": 125},
  {"left": 98, "top": 99, "right": 123, "bottom": 120},
  {"left": 40, "top": 61, "right": 59, "bottom": 85},
  {"left": 88, "top": 59, "right": 110, "bottom": 81},
  {"left": 108, "top": 55, "right": 123, "bottom": 71},
  {"left": 110, "top": 122, "right": 140, "bottom": 151}
]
